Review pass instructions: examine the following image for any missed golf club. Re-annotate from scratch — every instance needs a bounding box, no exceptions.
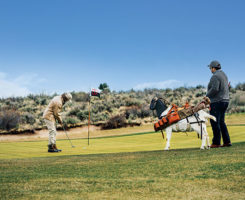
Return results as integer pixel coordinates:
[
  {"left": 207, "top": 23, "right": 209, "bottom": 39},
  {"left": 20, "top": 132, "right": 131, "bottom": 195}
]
[{"left": 62, "top": 125, "right": 75, "bottom": 148}]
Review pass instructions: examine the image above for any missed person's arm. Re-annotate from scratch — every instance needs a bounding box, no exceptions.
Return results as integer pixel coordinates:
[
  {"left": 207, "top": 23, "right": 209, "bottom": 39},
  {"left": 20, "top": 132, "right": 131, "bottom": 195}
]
[
  {"left": 53, "top": 104, "right": 63, "bottom": 124},
  {"left": 207, "top": 76, "right": 220, "bottom": 98}
]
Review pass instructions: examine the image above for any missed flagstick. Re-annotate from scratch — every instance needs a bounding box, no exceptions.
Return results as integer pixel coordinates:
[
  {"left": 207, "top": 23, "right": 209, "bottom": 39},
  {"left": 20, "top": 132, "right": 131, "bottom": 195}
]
[
  {"left": 87, "top": 88, "right": 100, "bottom": 146},
  {"left": 88, "top": 96, "right": 91, "bottom": 146}
]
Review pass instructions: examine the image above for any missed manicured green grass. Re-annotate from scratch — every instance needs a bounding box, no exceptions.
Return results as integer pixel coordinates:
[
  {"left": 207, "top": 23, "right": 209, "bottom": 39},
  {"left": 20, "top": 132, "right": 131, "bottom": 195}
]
[
  {"left": 0, "top": 122, "right": 244, "bottom": 199},
  {"left": 0, "top": 126, "right": 244, "bottom": 159},
  {"left": 226, "top": 112, "right": 245, "bottom": 125},
  {"left": 0, "top": 142, "right": 245, "bottom": 200}
]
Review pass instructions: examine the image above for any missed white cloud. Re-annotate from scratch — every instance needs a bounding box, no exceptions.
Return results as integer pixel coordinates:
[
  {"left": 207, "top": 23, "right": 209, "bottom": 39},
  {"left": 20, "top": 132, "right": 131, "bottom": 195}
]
[
  {"left": 14, "top": 73, "right": 46, "bottom": 86},
  {"left": 0, "top": 72, "right": 46, "bottom": 98},
  {"left": 133, "top": 80, "right": 183, "bottom": 90},
  {"left": 0, "top": 79, "right": 30, "bottom": 98},
  {"left": 0, "top": 72, "right": 6, "bottom": 79}
]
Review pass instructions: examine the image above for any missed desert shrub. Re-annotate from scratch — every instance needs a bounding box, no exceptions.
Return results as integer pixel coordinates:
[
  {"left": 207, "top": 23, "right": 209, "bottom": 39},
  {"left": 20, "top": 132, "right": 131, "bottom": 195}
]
[
  {"left": 91, "top": 101, "right": 113, "bottom": 114},
  {"left": 76, "top": 110, "right": 89, "bottom": 121},
  {"left": 27, "top": 94, "right": 40, "bottom": 102},
  {"left": 111, "top": 98, "right": 121, "bottom": 109},
  {"left": 0, "top": 109, "right": 20, "bottom": 130},
  {"left": 27, "top": 94, "right": 35, "bottom": 100},
  {"left": 164, "top": 92, "right": 172, "bottom": 98},
  {"left": 38, "top": 112, "right": 44, "bottom": 120},
  {"left": 23, "top": 106, "right": 37, "bottom": 113},
  {"left": 235, "top": 83, "right": 245, "bottom": 91},
  {"left": 125, "top": 98, "right": 141, "bottom": 107},
  {"left": 240, "top": 107, "right": 245, "bottom": 113},
  {"left": 36, "top": 98, "right": 47, "bottom": 105},
  {"left": 63, "top": 116, "right": 80, "bottom": 125},
  {"left": 125, "top": 108, "right": 138, "bottom": 120},
  {"left": 137, "top": 106, "right": 152, "bottom": 118},
  {"left": 140, "top": 108, "right": 152, "bottom": 118},
  {"left": 129, "top": 93, "right": 136, "bottom": 98},
  {"left": 5, "top": 97, "right": 24, "bottom": 104},
  {"left": 40, "top": 98, "right": 48, "bottom": 105},
  {"left": 196, "top": 85, "right": 205, "bottom": 89},
  {"left": 105, "top": 104, "right": 113, "bottom": 113},
  {"left": 187, "top": 97, "right": 192, "bottom": 103},
  {"left": 4, "top": 100, "right": 19, "bottom": 108},
  {"left": 228, "top": 106, "right": 245, "bottom": 114},
  {"left": 228, "top": 93, "right": 245, "bottom": 113},
  {"left": 92, "top": 103, "right": 105, "bottom": 114},
  {"left": 2, "top": 86, "right": 245, "bottom": 131},
  {"left": 195, "top": 91, "right": 206, "bottom": 97},
  {"left": 230, "top": 94, "right": 245, "bottom": 106},
  {"left": 230, "top": 88, "right": 236, "bottom": 94},
  {"left": 175, "top": 87, "right": 186, "bottom": 93},
  {"left": 21, "top": 113, "right": 36, "bottom": 125},
  {"left": 101, "top": 115, "right": 127, "bottom": 129},
  {"left": 72, "top": 92, "right": 90, "bottom": 102},
  {"left": 29, "top": 94, "right": 51, "bottom": 105},
  {"left": 91, "top": 112, "right": 109, "bottom": 123},
  {"left": 125, "top": 106, "right": 151, "bottom": 119},
  {"left": 165, "top": 88, "right": 172, "bottom": 93},
  {"left": 101, "top": 88, "right": 111, "bottom": 94},
  {"left": 68, "top": 107, "right": 81, "bottom": 116}
]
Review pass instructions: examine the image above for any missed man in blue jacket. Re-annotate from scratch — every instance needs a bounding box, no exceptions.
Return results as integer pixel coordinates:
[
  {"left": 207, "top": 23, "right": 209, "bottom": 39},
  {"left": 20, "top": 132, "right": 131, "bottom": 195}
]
[{"left": 207, "top": 60, "right": 232, "bottom": 148}]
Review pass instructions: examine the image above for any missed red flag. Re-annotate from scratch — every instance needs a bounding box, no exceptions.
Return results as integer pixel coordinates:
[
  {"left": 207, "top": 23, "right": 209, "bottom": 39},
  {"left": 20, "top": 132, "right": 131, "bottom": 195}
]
[{"left": 91, "top": 88, "right": 100, "bottom": 98}]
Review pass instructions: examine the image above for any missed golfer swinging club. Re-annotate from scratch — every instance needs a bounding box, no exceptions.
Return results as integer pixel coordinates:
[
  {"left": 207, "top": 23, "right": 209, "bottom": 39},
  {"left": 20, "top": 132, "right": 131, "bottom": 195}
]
[{"left": 43, "top": 93, "right": 72, "bottom": 153}]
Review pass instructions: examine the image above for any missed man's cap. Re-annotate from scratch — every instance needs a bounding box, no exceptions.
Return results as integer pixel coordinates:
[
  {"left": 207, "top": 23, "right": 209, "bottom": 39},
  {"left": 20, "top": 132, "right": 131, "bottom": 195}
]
[
  {"left": 62, "top": 92, "right": 72, "bottom": 103},
  {"left": 208, "top": 60, "right": 221, "bottom": 69}
]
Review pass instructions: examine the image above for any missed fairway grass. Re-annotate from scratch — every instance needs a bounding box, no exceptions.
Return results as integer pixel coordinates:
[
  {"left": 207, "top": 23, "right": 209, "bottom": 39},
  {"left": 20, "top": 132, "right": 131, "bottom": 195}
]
[
  {"left": 0, "top": 142, "right": 245, "bottom": 200},
  {"left": 0, "top": 124, "right": 245, "bottom": 199},
  {"left": 0, "top": 125, "right": 244, "bottom": 159}
]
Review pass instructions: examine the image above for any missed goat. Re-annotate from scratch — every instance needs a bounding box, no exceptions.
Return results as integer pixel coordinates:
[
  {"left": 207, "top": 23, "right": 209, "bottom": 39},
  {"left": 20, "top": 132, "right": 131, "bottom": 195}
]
[{"left": 150, "top": 98, "right": 216, "bottom": 150}]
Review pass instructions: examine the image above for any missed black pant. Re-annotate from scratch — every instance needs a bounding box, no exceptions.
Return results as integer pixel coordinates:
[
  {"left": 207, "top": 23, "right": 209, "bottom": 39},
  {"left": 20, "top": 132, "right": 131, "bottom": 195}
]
[{"left": 210, "top": 101, "right": 231, "bottom": 145}]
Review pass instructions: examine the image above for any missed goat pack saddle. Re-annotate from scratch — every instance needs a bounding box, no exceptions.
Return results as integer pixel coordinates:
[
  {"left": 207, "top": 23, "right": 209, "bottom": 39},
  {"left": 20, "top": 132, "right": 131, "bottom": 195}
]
[{"left": 154, "top": 97, "right": 210, "bottom": 131}]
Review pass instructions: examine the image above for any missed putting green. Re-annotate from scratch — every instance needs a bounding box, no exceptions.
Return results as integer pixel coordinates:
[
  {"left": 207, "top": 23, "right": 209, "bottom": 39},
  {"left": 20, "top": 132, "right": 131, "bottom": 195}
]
[{"left": 0, "top": 126, "right": 244, "bottom": 159}]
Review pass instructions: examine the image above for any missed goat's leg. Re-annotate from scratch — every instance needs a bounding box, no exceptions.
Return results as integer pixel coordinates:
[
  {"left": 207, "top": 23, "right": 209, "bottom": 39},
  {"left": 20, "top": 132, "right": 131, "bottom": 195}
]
[
  {"left": 200, "top": 131, "right": 206, "bottom": 150},
  {"left": 203, "top": 125, "right": 210, "bottom": 149},
  {"left": 206, "top": 134, "right": 210, "bottom": 149},
  {"left": 192, "top": 124, "right": 206, "bottom": 150},
  {"left": 200, "top": 125, "right": 211, "bottom": 150},
  {"left": 164, "top": 127, "right": 172, "bottom": 150}
]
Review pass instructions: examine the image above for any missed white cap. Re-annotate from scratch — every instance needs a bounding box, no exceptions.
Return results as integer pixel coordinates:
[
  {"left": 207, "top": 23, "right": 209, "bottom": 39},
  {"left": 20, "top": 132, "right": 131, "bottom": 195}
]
[{"left": 62, "top": 92, "right": 72, "bottom": 103}]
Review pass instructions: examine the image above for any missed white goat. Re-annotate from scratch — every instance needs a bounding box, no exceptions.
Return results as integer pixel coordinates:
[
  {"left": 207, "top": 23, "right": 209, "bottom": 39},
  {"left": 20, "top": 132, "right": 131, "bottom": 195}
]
[{"left": 160, "top": 106, "right": 216, "bottom": 150}]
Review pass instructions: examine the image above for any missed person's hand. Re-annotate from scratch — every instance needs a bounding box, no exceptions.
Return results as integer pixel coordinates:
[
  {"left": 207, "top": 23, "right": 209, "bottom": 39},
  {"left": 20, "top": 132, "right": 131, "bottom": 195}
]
[
  {"left": 59, "top": 121, "right": 64, "bottom": 127},
  {"left": 203, "top": 97, "right": 211, "bottom": 105}
]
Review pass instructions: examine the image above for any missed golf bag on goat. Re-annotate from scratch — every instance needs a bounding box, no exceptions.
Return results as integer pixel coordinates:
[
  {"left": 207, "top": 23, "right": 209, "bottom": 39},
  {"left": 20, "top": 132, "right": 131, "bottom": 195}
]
[{"left": 150, "top": 97, "right": 211, "bottom": 131}]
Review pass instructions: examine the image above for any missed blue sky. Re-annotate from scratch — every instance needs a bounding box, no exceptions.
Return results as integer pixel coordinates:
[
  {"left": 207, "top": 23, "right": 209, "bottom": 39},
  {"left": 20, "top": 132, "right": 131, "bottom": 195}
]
[{"left": 0, "top": 0, "right": 244, "bottom": 97}]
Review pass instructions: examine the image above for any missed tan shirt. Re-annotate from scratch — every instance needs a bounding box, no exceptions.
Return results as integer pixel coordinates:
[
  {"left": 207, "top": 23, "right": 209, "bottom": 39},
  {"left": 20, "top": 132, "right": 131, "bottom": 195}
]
[{"left": 43, "top": 96, "right": 63, "bottom": 123}]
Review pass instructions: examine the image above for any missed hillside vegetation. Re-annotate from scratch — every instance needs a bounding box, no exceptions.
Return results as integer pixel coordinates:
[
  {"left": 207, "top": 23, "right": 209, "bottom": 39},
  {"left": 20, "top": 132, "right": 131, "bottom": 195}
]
[{"left": 0, "top": 83, "right": 245, "bottom": 133}]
